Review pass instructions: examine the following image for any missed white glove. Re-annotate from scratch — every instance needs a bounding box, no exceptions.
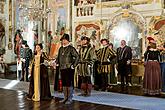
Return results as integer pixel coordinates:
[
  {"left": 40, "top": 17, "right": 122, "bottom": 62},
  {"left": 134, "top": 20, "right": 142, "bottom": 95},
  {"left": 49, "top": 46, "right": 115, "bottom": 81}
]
[
  {"left": 44, "top": 60, "right": 49, "bottom": 66},
  {"left": 22, "top": 59, "right": 26, "bottom": 62},
  {"left": 71, "top": 65, "right": 74, "bottom": 69},
  {"left": 127, "top": 60, "right": 131, "bottom": 65}
]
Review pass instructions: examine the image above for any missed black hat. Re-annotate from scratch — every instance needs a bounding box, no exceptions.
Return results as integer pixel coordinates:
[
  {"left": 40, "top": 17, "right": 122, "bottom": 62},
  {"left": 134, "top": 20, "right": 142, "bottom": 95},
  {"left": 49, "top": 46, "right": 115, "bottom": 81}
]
[
  {"left": 22, "top": 40, "right": 27, "bottom": 45},
  {"left": 100, "top": 38, "right": 109, "bottom": 44},
  {"left": 60, "top": 34, "right": 70, "bottom": 42},
  {"left": 81, "top": 36, "right": 90, "bottom": 42}
]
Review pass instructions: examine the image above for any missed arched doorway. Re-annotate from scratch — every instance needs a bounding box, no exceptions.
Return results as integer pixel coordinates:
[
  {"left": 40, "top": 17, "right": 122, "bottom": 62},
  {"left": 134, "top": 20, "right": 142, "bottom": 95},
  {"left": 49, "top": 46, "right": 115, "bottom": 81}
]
[{"left": 108, "top": 7, "right": 146, "bottom": 59}]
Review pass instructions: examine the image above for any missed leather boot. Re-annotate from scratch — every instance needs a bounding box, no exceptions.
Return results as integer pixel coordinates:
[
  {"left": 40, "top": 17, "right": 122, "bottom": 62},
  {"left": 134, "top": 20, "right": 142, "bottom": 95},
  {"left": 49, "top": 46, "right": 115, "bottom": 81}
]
[
  {"left": 59, "top": 87, "right": 67, "bottom": 103},
  {"left": 80, "top": 83, "right": 87, "bottom": 96},
  {"left": 65, "top": 87, "right": 73, "bottom": 104},
  {"left": 87, "top": 84, "right": 92, "bottom": 96}
]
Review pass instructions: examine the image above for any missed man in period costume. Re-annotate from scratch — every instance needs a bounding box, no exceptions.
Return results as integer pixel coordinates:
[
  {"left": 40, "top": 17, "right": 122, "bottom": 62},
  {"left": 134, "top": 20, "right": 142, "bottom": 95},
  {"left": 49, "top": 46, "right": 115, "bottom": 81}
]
[
  {"left": 20, "top": 40, "right": 32, "bottom": 81},
  {"left": 96, "top": 38, "right": 116, "bottom": 91},
  {"left": 116, "top": 40, "right": 132, "bottom": 92},
  {"left": 19, "top": 40, "right": 26, "bottom": 81},
  {"left": 159, "top": 42, "right": 165, "bottom": 92},
  {"left": 78, "top": 36, "right": 97, "bottom": 96},
  {"left": 56, "top": 34, "right": 79, "bottom": 104}
]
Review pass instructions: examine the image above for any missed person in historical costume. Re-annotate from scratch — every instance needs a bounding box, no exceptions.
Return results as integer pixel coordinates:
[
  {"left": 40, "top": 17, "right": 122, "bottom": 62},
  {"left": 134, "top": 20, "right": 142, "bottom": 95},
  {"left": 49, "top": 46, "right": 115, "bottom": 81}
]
[
  {"left": 78, "top": 36, "right": 97, "bottom": 96},
  {"left": 27, "top": 43, "right": 51, "bottom": 101},
  {"left": 47, "top": 31, "right": 53, "bottom": 54},
  {"left": 18, "top": 40, "right": 25, "bottom": 81},
  {"left": 96, "top": 38, "right": 116, "bottom": 91},
  {"left": 14, "top": 29, "right": 23, "bottom": 59},
  {"left": 116, "top": 40, "right": 132, "bottom": 92},
  {"left": 56, "top": 34, "right": 79, "bottom": 104},
  {"left": 17, "top": 57, "right": 22, "bottom": 80},
  {"left": 49, "top": 33, "right": 61, "bottom": 59},
  {"left": 143, "top": 39, "right": 161, "bottom": 95},
  {"left": 51, "top": 27, "right": 65, "bottom": 58},
  {"left": 20, "top": 40, "right": 32, "bottom": 81},
  {"left": 108, "top": 43, "right": 117, "bottom": 85},
  {"left": 0, "top": 54, "right": 7, "bottom": 78},
  {"left": 51, "top": 27, "right": 65, "bottom": 92},
  {"left": 159, "top": 42, "right": 165, "bottom": 92}
]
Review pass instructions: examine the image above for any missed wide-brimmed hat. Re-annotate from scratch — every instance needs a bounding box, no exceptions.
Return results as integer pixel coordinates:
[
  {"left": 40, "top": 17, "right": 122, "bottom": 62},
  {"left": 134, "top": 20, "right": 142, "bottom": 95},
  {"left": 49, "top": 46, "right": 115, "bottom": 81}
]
[
  {"left": 60, "top": 34, "right": 70, "bottom": 42},
  {"left": 81, "top": 36, "right": 90, "bottom": 42}
]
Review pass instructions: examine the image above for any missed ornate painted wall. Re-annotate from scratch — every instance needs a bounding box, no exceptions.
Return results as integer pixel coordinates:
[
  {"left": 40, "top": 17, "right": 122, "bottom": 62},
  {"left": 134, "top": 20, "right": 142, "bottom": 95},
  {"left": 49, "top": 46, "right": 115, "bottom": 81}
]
[{"left": 72, "top": 0, "right": 164, "bottom": 59}]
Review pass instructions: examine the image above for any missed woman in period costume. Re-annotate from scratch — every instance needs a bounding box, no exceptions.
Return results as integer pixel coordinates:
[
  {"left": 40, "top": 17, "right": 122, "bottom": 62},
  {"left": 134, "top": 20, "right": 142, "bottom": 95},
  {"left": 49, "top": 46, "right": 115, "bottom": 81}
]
[
  {"left": 27, "top": 43, "right": 51, "bottom": 101},
  {"left": 78, "top": 36, "right": 97, "bottom": 96},
  {"left": 108, "top": 43, "right": 117, "bottom": 85},
  {"left": 56, "top": 34, "right": 79, "bottom": 104},
  {"left": 143, "top": 39, "right": 161, "bottom": 95}
]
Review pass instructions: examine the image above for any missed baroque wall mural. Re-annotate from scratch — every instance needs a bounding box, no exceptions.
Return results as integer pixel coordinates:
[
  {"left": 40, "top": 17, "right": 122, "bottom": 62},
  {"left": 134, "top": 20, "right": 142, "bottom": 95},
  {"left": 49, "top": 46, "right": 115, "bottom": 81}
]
[
  {"left": 56, "top": 7, "right": 66, "bottom": 35},
  {"left": 149, "top": 16, "right": 165, "bottom": 47},
  {"left": 108, "top": 7, "right": 146, "bottom": 59},
  {"left": 75, "top": 24, "right": 100, "bottom": 49}
]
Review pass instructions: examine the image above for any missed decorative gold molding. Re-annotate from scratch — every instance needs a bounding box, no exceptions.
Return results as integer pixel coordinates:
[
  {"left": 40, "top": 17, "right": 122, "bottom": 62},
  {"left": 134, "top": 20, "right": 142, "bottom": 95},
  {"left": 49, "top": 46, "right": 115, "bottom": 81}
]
[
  {"left": 0, "top": 2, "right": 4, "bottom": 14},
  {"left": 148, "top": 15, "right": 165, "bottom": 46},
  {"left": 96, "top": 0, "right": 153, "bottom": 8}
]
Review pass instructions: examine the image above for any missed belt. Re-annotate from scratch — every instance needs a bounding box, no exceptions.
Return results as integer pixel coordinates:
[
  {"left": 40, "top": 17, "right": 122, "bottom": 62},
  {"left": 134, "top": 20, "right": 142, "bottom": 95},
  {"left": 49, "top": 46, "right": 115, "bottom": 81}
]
[{"left": 148, "top": 60, "right": 157, "bottom": 61}]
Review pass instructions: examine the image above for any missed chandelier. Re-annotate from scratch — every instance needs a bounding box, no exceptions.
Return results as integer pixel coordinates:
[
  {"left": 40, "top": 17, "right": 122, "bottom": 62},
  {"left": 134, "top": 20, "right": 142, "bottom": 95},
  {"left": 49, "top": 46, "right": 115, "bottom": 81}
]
[{"left": 18, "top": 0, "right": 51, "bottom": 21}]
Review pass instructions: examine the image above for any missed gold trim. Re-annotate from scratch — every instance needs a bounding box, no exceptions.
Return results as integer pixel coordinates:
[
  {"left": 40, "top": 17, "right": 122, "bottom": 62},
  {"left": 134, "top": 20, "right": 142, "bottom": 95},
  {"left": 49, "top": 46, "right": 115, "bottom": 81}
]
[
  {"left": 8, "top": 42, "right": 13, "bottom": 50},
  {"left": 96, "top": 0, "right": 152, "bottom": 8}
]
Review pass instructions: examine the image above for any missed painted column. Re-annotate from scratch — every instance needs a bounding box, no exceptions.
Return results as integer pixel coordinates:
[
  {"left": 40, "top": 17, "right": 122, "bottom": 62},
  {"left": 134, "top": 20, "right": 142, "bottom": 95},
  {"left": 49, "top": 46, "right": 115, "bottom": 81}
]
[{"left": 4, "top": 0, "right": 16, "bottom": 63}]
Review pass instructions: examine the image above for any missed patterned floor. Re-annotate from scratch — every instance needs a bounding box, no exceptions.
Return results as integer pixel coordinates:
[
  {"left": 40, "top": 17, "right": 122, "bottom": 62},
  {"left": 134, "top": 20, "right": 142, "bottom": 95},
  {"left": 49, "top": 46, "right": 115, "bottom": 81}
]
[{"left": 0, "top": 78, "right": 165, "bottom": 110}]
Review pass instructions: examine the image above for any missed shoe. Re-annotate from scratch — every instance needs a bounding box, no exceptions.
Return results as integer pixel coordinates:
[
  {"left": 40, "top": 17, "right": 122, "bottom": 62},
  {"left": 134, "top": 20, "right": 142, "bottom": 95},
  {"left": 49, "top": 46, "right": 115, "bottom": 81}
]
[
  {"left": 59, "top": 99, "right": 67, "bottom": 103},
  {"left": 64, "top": 100, "right": 73, "bottom": 105},
  {"left": 32, "top": 98, "right": 40, "bottom": 102},
  {"left": 78, "top": 93, "right": 86, "bottom": 96},
  {"left": 20, "top": 78, "right": 24, "bottom": 81},
  {"left": 26, "top": 97, "right": 32, "bottom": 100},
  {"left": 101, "top": 88, "right": 106, "bottom": 91},
  {"left": 84, "top": 94, "right": 91, "bottom": 97}
]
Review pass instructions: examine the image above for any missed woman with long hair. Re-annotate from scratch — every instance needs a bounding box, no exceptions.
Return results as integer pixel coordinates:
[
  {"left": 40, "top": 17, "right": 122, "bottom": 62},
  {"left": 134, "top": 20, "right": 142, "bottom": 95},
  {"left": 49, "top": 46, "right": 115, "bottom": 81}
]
[{"left": 27, "top": 43, "right": 51, "bottom": 101}]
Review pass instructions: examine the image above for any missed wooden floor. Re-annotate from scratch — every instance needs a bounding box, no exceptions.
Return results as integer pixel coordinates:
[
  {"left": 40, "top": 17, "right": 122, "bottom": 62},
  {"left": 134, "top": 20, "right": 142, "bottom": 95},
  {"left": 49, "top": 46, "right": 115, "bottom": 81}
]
[
  {"left": 1, "top": 72, "right": 165, "bottom": 110},
  {"left": 0, "top": 88, "right": 134, "bottom": 110}
]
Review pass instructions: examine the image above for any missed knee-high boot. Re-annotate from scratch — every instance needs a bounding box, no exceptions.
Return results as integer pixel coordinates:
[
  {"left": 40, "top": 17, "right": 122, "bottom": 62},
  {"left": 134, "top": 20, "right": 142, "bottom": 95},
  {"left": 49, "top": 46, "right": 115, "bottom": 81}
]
[
  {"left": 65, "top": 86, "right": 73, "bottom": 104},
  {"left": 59, "top": 87, "right": 67, "bottom": 103},
  {"left": 87, "top": 84, "right": 92, "bottom": 96},
  {"left": 81, "top": 83, "right": 87, "bottom": 96}
]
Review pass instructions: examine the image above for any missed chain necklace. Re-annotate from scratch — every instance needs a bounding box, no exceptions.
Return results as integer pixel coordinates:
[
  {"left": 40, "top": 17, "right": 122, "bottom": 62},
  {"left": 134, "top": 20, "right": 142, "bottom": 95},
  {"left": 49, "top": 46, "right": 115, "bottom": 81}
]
[{"left": 62, "top": 46, "right": 68, "bottom": 55}]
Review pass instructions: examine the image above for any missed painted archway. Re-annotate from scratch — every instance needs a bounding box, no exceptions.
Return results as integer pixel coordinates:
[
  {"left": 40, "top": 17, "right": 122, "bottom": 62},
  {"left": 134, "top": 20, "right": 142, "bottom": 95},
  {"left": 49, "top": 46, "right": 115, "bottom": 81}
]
[{"left": 107, "top": 6, "right": 147, "bottom": 59}]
